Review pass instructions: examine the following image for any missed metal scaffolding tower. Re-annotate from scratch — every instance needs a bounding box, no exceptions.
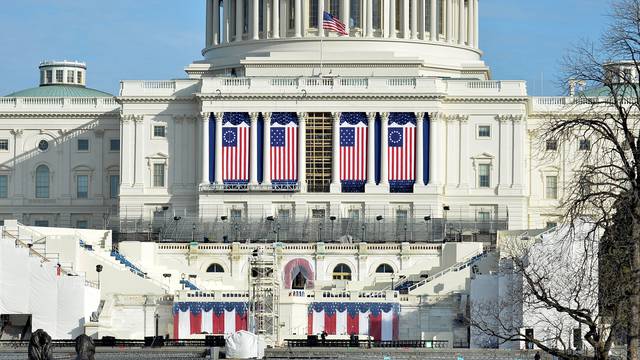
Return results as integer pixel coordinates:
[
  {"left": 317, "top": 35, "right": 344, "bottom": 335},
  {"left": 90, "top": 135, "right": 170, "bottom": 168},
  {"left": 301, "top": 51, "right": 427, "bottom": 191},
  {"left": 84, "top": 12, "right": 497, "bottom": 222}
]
[{"left": 249, "top": 250, "right": 280, "bottom": 346}]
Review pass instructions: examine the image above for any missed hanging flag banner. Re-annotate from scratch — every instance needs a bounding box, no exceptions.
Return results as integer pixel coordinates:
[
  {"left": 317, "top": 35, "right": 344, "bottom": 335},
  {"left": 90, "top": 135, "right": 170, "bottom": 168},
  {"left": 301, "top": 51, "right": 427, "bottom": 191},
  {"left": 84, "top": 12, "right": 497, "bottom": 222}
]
[
  {"left": 270, "top": 113, "right": 299, "bottom": 184},
  {"left": 388, "top": 113, "right": 416, "bottom": 190},
  {"left": 172, "top": 302, "right": 248, "bottom": 339},
  {"left": 340, "top": 113, "right": 368, "bottom": 186},
  {"left": 307, "top": 302, "right": 400, "bottom": 341},
  {"left": 222, "top": 113, "right": 250, "bottom": 183}
]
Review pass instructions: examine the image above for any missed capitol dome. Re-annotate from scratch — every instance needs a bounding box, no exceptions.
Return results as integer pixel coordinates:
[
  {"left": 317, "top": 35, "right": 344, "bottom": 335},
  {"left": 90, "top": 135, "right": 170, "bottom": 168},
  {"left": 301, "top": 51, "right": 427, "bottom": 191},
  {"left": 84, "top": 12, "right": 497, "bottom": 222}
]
[
  {"left": 189, "top": 0, "right": 486, "bottom": 79},
  {"left": 5, "top": 61, "right": 112, "bottom": 97}
]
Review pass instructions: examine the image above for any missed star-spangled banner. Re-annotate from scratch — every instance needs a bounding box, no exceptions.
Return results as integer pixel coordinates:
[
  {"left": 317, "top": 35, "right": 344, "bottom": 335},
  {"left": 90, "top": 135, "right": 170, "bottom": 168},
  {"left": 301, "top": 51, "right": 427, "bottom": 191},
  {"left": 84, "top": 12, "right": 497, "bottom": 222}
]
[
  {"left": 340, "top": 113, "right": 368, "bottom": 183},
  {"left": 271, "top": 113, "right": 298, "bottom": 183},
  {"left": 222, "top": 113, "right": 250, "bottom": 183},
  {"left": 388, "top": 113, "right": 416, "bottom": 183}
]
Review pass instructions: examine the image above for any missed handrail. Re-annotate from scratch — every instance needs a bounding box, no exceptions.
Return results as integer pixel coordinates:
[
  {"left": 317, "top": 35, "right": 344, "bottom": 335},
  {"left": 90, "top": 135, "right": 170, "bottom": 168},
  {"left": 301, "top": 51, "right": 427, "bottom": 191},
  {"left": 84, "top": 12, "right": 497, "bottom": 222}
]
[
  {"left": 1, "top": 229, "right": 71, "bottom": 276},
  {"left": 407, "top": 249, "right": 489, "bottom": 293}
]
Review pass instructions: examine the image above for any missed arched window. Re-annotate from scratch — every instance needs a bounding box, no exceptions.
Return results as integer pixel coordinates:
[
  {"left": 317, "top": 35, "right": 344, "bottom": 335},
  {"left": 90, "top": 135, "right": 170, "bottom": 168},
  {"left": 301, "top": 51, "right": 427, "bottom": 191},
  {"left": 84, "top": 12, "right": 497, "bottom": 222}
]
[
  {"left": 292, "top": 272, "right": 307, "bottom": 289},
  {"left": 35, "top": 165, "right": 50, "bottom": 199},
  {"left": 376, "top": 264, "right": 394, "bottom": 274},
  {"left": 206, "top": 263, "right": 224, "bottom": 273},
  {"left": 332, "top": 263, "right": 352, "bottom": 280}
]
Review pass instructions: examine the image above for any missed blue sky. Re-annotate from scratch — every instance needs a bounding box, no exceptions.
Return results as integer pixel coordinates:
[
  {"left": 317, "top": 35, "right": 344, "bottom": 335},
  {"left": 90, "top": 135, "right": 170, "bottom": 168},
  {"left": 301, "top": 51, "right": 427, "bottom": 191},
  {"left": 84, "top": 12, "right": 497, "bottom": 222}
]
[{"left": 0, "top": 0, "right": 609, "bottom": 96}]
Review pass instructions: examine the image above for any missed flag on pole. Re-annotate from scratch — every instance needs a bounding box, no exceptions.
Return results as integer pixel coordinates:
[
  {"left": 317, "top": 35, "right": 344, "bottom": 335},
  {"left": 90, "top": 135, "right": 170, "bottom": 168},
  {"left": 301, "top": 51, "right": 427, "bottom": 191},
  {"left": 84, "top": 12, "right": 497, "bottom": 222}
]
[{"left": 323, "top": 11, "right": 348, "bottom": 36}]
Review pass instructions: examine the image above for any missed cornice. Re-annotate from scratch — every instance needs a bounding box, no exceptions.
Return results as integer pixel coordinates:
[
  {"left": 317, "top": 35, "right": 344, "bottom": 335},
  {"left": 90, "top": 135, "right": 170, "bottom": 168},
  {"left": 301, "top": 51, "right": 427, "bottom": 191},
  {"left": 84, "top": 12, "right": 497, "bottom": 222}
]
[
  {"left": 0, "top": 111, "right": 120, "bottom": 119},
  {"left": 117, "top": 96, "right": 197, "bottom": 104},
  {"left": 197, "top": 93, "right": 447, "bottom": 101},
  {"left": 444, "top": 96, "right": 529, "bottom": 104}
]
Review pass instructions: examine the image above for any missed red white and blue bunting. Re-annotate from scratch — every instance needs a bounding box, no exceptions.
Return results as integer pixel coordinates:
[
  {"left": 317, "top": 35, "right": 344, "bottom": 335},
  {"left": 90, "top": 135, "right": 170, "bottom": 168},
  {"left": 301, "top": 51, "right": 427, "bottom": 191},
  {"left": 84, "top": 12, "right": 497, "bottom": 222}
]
[
  {"left": 172, "top": 302, "right": 248, "bottom": 339},
  {"left": 307, "top": 302, "right": 400, "bottom": 341}
]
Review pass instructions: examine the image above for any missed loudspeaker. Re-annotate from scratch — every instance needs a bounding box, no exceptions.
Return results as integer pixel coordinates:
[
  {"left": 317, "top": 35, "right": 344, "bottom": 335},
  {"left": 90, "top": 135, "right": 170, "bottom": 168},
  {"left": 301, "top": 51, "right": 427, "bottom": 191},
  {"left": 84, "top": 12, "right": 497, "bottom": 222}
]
[
  {"left": 101, "top": 336, "right": 116, "bottom": 347},
  {"left": 349, "top": 335, "right": 359, "bottom": 347},
  {"left": 205, "top": 335, "right": 215, "bottom": 347},
  {"left": 307, "top": 335, "right": 318, "bottom": 347},
  {"left": 144, "top": 336, "right": 154, "bottom": 347}
]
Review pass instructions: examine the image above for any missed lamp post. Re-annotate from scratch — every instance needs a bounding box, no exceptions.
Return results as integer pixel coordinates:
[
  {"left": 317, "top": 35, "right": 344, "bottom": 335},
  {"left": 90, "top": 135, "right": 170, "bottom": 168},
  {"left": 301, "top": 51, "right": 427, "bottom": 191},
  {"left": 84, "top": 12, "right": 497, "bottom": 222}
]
[
  {"left": 329, "top": 216, "right": 336, "bottom": 242},
  {"left": 361, "top": 224, "right": 366, "bottom": 243},
  {"left": 266, "top": 216, "right": 275, "bottom": 243},
  {"left": 191, "top": 223, "right": 196, "bottom": 242},
  {"left": 221, "top": 216, "right": 228, "bottom": 243},
  {"left": 443, "top": 205, "right": 450, "bottom": 241},
  {"left": 424, "top": 216, "right": 432, "bottom": 242},
  {"left": 180, "top": 273, "right": 186, "bottom": 290},
  {"left": 154, "top": 313, "right": 159, "bottom": 338},
  {"left": 375, "top": 215, "right": 383, "bottom": 242},
  {"left": 95, "top": 264, "right": 103, "bottom": 288}
]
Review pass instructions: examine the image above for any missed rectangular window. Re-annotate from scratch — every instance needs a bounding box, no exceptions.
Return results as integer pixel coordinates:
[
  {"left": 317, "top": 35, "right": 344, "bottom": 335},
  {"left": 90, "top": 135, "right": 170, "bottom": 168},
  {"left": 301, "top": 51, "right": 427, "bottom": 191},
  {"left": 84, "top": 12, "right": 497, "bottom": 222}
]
[
  {"left": 278, "top": 208, "right": 291, "bottom": 222},
  {"left": 46, "top": 70, "right": 53, "bottom": 84},
  {"left": 77, "top": 139, "right": 90, "bottom": 151},
  {"left": 546, "top": 221, "right": 557, "bottom": 229},
  {"left": 478, "top": 164, "right": 491, "bottom": 188},
  {"left": 545, "top": 176, "right": 558, "bottom": 199},
  {"left": 478, "top": 125, "right": 491, "bottom": 138},
  {"left": 310, "top": 0, "right": 318, "bottom": 27},
  {"left": 0, "top": 139, "right": 8, "bottom": 151},
  {"left": 76, "top": 175, "right": 89, "bottom": 199},
  {"left": 348, "top": 209, "right": 360, "bottom": 221},
  {"left": 153, "top": 125, "right": 166, "bottom": 138},
  {"left": 312, "top": 209, "right": 326, "bottom": 219},
  {"left": 34, "top": 220, "right": 49, "bottom": 227},
  {"left": 56, "top": 70, "right": 64, "bottom": 83},
  {"left": 0, "top": 175, "right": 7, "bottom": 198},
  {"left": 110, "top": 139, "right": 120, "bottom": 151},
  {"left": 396, "top": 209, "right": 408, "bottom": 223},
  {"left": 579, "top": 139, "right": 590, "bottom": 151},
  {"left": 109, "top": 175, "right": 119, "bottom": 199},
  {"left": 77, "top": 71, "right": 82, "bottom": 84},
  {"left": 67, "top": 70, "right": 75, "bottom": 83},
  {"left": 546, "top": 139, "right": 558, "bottom": 151},
  {"left": 288, "top": 0, "right": 295, "bottom": 29},
  {"left": 40, "top": 71, "right": 45, "bottom": 84},
  {"left": 153, "top": 164, "right": 165, "bottom": 187},
  {"left": 351, "top": 0, "right": 362, "bottom": 28},
  {"left": 230, "top": 209, "right": 242, "bottom": 222},
  {"left": 76, "top": 220, "right": 88, "bottom": 229},
  {"left": 478, "top": 211, "right": 491, "bottom": 222}
]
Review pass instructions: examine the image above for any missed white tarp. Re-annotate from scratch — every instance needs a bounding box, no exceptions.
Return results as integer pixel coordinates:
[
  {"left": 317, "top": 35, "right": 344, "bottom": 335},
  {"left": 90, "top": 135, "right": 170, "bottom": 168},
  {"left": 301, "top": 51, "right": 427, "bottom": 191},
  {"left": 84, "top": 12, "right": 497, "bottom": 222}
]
[
  {"left": 0, "top": 239, "right": 31, "bottom": 314},
  {"left": 29, "top": 256, "right": 58, "bottom": 338},
  {"left": 225, "top": 331, "right": 265, "bottom": 359},
  {"left": 57, "top": 276, "right": 86, "bottom": 339}
]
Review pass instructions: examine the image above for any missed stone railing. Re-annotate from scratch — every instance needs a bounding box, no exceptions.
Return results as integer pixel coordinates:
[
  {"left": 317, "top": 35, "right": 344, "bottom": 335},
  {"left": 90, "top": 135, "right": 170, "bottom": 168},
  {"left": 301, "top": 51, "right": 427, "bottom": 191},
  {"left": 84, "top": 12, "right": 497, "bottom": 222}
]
[
  {"left": 175, "top": 290, "right": 249, "bottom": 301},
  {"left": 282, "top": 289, "right": 399, "bottom": 302},
  {"left": 0, "top": 97, "right": 119, "bottom": 111},
  {"left": 119, "top": 79, "right": 200, "bottom": 97}
]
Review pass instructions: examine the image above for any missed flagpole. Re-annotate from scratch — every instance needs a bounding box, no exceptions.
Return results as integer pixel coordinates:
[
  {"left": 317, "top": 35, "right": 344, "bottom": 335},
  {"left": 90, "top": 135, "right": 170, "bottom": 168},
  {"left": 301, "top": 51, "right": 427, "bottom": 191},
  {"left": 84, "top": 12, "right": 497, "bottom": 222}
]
[{"left": 320, "top": 36, "right": 324, "bottom": 77}]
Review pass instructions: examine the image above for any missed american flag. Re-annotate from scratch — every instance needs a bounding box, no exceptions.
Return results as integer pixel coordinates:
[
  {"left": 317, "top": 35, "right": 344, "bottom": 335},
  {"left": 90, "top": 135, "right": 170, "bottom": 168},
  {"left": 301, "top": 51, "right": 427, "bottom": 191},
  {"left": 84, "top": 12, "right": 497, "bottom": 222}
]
[
  {"left": 323, "top": 11, "right": 348, "bottom": 36},
  {"left": 388, "top": 125, "right": 416, "bottom": 181},
  {"left": 340, "top": 125, "right": 367, "bottom": 181},
  {"left": 222, "top": 124, "right": 249, "bottom": 182},
  {"left": 271, "top": 125, "right": 298, "bottom": 182}
]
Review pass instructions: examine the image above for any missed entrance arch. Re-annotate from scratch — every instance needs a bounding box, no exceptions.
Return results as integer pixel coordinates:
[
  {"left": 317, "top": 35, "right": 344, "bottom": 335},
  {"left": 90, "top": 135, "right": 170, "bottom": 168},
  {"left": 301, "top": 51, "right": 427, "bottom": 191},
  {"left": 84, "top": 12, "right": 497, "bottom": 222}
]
[{"left": 283, "top": 258, "right": 314, "bottom": 289}]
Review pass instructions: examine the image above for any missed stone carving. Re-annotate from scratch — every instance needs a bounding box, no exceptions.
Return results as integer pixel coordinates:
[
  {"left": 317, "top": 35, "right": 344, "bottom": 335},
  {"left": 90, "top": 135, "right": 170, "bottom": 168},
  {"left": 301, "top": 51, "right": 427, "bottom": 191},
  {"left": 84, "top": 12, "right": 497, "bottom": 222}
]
[
  {"left": 28, "top": 329, "right": 53, "bottom": 360},
  {"left": 74, "top": 334, "right": 96, "bottom": 360}
]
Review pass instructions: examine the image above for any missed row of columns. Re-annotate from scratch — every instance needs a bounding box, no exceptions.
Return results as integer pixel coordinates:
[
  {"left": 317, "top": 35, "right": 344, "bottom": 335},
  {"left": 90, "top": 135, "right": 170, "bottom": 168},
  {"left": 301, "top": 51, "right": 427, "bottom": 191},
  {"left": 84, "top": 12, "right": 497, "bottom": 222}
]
[
  {"left": 199, "top": 112, "right": 434, "bottom": 193},
  {"left": 205, "top": 0, "right": 478, "bottom": 47}
]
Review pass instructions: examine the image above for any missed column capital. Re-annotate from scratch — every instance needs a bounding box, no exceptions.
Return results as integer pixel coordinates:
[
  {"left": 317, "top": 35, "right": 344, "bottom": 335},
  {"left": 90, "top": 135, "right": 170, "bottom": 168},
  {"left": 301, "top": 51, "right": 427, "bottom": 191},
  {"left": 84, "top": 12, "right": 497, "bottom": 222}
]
[
  {"left": 415, "top": 112, "right": 425, "bottom": 121},
  {"left": 249, "top": 112, "right": 260, "bottom": 123},
  {"left": 367, "top": 112, "right": 377, "bottom": 122},
  {"left": 262, "top": 112, "right": 272, "bottom": 122},
  {"left": 496, "top": 114, "right": 524, "bottom": 123},
  {"left": 214, "top": 112, "right": 224, "bottom": 123},
  {"left": 94, "top": 129, "right": 105, "bottom": 138},
  {"left": 332, "top": 112, "right": 341, "bottom": 122},
  {"left": 297, "top": 112, "right": 307, "bottom": 123},
  {"left": 200, "top": 112, "right": 211, "bottom": 122},
  {"left": 10, "top": 129, "right": 23, "bottom": 137},
  {"left": 380, "top": 112, "right": 390, "bottom": 121}
]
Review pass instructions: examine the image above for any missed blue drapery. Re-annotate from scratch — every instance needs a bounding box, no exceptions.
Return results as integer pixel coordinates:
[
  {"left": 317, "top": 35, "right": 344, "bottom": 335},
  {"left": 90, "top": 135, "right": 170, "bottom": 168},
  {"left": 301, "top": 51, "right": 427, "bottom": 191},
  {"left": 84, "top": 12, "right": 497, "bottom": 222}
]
[
  {"left": 309, "top": 302, "right": 400, "bottom": 317},
  {"left": 173, "top": 302, "right": 248, "bottom": 316}
]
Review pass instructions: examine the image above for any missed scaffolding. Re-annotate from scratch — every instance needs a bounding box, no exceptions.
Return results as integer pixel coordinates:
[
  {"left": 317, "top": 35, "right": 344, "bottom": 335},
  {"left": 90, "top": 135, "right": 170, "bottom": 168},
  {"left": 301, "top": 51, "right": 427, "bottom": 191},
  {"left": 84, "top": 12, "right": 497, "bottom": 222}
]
[{"left": 249, "top": 250, "right": 280, "bottom": 347}]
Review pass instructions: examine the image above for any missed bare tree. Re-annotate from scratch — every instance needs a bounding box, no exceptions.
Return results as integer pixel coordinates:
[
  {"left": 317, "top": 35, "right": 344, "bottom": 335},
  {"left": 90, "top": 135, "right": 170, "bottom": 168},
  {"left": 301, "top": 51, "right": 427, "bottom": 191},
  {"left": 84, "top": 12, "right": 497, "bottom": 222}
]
[{"left": 473, "top": 1, "right": 640, "bottom": 358}]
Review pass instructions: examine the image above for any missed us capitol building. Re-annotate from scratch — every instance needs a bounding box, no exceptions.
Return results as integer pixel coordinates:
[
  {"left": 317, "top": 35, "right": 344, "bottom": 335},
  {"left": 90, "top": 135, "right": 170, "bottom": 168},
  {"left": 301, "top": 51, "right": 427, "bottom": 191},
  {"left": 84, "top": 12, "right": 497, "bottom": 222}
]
[{"left": 0, "top": 0, "right": 597, "bottom": 349}]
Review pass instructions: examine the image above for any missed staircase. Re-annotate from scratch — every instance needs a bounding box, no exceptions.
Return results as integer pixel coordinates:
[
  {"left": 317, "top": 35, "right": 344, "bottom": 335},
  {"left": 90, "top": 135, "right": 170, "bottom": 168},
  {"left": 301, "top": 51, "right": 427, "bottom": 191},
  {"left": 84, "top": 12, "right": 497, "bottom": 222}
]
[
  {"left": 1, "top": 227, "right": 75, "bottom": 275},
  {"left": 405, "top": 250, "right": 490, "bottom": 294}
]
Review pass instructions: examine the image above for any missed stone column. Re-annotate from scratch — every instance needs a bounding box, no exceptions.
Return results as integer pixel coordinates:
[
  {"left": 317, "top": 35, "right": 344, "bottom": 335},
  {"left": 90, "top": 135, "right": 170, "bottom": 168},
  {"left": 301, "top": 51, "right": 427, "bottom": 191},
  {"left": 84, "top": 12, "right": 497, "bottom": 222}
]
[
  {"left": 214, "top": 112, "right": 224, "bottom": 184},
  {"left": 200, "top": 113, "right": 211, "bottom": 185},
  {"left": 458, "top": 116, "right": 469, "bottom": 189},
  {"left": 341, "top": 0, "right": 350, "bottom": 34},
  {"left": 302, "top": 0, "right": 308, "bottom": 35},
  {"left": 223, "top": 0, "right": 231, "bottom": 43},
  {"left": 366, "top": 0, "right": 374, "bottom": 37},
  {"left": 206, "top": 0, "right": 214, "bottom": 47},
  {"left": 468, "top": 0, "right": 475, "bottom": 47},
  {"left": 298, "top": 112, "right": 307, "bottom": 192},
  {"left": 365, "top": 112, "right": 377, "bottom": 192},
  {"left": 414, "top": 112, "right": 425, "bottom": 190},
  {"left": 380, "top": 112, "right": 389, "bottom": 187},
  {"left": 389, "top": 0, "right": 396, "bottom": 38},
  {"left": 419, "top": 0, "right": 426, "bottom": 39},
  {"left": 133, "top": 116, "right": 145, "bottom": 188},
  {"left": 383, "top": 0, "right": 391, "bottom": 37},
  {"left": 317, "top": 0, "right": 325, "bottom": 36},
  {"left": 473, "top": 0, "right": 478, "bottom": 47},
  {"left": 446, "top": 0, "right": 453, "bottom": 42},
  {"left": 252, "top": 0, "right": 260, "bottom": 39},
  {"left": 236, "top": 0, "right": 244, "bottom": 41},
  {"left": 294, "top": 0, "right": 302, "bottom": 37},
  {"left": 456, "top": 0, "right": 464, "bottom": 44},
  {"left": 10, "top": 130, "right": 24, "bottom": 197},
  {"left": 264, "top": 0, "right": 270, "bottom": 37},
  {"left": 213, "top": 0, "right": 220, "bottom": 45},
  {"left": 272, "top": 0, "right": 280, "bottom": 38},
  {"left": 512, "top": 115, "right": 524, "bottom": 190},
  {"left": 262, "top": 113, "right": 272, "bottom": 185},
  {"left": 249, "top": 113, "right": 259, "bottom": 186},
  {"left": 94, "top": 129, "right": 104, "bottom": 199},
  {"left": 330, "top": 112, "right": 341, "bottom": 193},
  {"left": 402, "top": 0, "right": 410, "bottom": 39},
  {"left": 427, "top": 112, "right": 444, "bottom": 191},
  {"left": 411, "top": 0, "right": 418, "bottom": 39},
  {"left": 430, "top": 0, "right": 437, "bottom": 40}
]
